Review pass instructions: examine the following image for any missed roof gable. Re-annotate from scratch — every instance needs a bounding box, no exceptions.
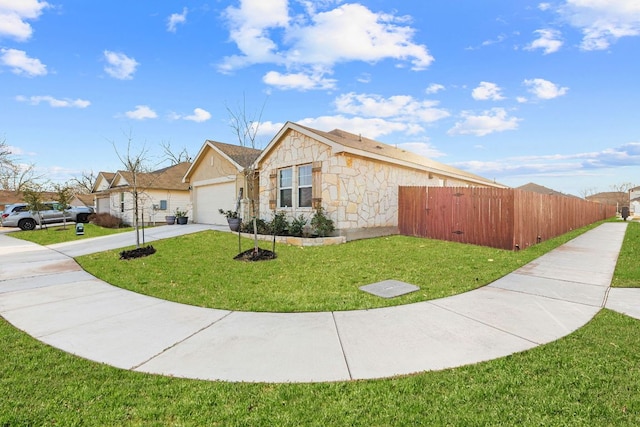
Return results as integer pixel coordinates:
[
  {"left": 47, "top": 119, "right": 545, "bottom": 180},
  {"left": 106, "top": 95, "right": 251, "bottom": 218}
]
[
  {"left": 183, "top": 140, "right": 261, "bottom": 182},
  {"left": 95, "top": 163, "right": 191, "bottom": 192}
]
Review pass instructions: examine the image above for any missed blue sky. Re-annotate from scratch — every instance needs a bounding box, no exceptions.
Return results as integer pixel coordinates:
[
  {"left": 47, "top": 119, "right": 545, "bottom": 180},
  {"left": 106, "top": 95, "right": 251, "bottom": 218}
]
[{"left": 1, "top": 0, "right": 639, "bottom": 196}]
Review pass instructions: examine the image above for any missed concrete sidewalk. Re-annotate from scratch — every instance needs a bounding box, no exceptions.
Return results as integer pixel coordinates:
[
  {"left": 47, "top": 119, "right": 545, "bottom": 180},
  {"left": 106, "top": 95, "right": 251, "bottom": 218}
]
[{"left": 0, "top": 222, "right": 638, "bottom": 383}]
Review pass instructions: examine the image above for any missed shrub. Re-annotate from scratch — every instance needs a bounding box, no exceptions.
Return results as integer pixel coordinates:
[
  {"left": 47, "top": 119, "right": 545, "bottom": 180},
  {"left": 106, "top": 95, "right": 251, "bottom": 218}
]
[
  {"left": 240, "top": 218, "right": 270, "bottom": 234},
  {"left": 89, "top": 213, "right": 124, "bottom": 229},
  {"left": 289, "top": 214, "right": 307, "bottom": 237},
  {"left": 269, "top": 211, "right": 289, "bottom": 235},
  {"left": 311, "top": 207, "right": 335, "bottom": 237}
]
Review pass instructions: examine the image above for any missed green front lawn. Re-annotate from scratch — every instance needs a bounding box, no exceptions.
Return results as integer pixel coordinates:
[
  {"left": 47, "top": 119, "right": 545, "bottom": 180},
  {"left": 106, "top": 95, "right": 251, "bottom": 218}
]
[
  {"left": 1, "top": 310, "right": 638, "bottom": 425},
  {"left": 9, "top": 223, "right": 132, "bottom": 245},
  {"left": 77, "top": 223, "right": 602, "bottom": 312}
]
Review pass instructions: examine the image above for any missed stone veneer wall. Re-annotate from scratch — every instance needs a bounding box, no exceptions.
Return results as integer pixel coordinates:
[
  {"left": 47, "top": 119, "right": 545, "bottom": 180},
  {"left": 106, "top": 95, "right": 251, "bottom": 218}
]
[{"left": 258, "top": 129, "right": 471, "bottom": 237}]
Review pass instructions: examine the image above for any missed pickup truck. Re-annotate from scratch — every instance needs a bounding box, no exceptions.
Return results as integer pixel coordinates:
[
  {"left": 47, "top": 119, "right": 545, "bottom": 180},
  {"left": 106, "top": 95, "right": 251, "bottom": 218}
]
[{"left": 1, "top": 202, "right": 94, "bottom": 231}]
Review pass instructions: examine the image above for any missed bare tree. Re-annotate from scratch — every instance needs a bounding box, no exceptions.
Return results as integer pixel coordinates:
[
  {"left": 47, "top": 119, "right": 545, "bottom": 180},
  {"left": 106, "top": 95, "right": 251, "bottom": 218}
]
[
  {"left": 610, "top": 182, "right": 635, "bottom": 210},
  {"left": 226, "top": 95, "right": 267, "bottom": 255},
  {"left": 161, "top": 141, "right": 192, "bottom": 165},
  {"left": 112, "top": 134, "right": 151, "bottom": 249},
  {"left": 70, "top": 170, "right": 97, "bottom": 194},
  {"left": 0, "top": 138, "right": 42, "bottom": 192},
  {"left": 578, "top": 187, "right": 598, "bottom": 200}
]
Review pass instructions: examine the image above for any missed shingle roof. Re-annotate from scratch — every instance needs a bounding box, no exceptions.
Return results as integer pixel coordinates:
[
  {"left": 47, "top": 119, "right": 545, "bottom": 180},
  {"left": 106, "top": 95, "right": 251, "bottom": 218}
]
[
  {"left": 517, "top": 182, "right": 577, "bottom": 198},
  {"left": 208, "top": 140, "right": 261, "bottom": 168},
  {"left": 115, "top": 162, "right": 191, "bottom": 191},
  {"left": 293, "top": 123, "right": 503, "bottom": 187}
]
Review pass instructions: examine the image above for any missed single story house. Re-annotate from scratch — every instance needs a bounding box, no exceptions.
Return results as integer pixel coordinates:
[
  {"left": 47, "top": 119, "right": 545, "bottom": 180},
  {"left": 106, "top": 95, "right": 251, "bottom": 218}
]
[
  {"left": 182, "top": 140, "right": 261, "bottom": 225},
  {"left": 92, "top": 162, "right": 191, "bottom": 225},
  {"left": 629, "top": 186, "right": 640, "bottom": 215},
  {"left": 186, "top": 122, "right": 506, "bottom": 240}
]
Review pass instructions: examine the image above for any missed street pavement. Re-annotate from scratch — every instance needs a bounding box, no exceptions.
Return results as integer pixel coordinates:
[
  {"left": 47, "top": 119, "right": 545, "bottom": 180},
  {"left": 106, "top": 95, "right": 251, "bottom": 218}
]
[{"left": 0, "top": 222, "right": 638, "bottom": 383}]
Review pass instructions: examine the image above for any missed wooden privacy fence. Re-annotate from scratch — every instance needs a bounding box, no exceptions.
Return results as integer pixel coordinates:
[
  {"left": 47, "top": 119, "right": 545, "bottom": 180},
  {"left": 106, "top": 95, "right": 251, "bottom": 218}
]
[{"left": 398, "top": 186, "right": 616, "bottom": 250}]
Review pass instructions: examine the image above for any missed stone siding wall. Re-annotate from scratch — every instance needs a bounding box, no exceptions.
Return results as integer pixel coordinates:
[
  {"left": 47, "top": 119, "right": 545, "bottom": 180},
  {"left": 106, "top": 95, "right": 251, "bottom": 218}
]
[{"left": 258, "top": 129, "right": 471, "bottom": 234}]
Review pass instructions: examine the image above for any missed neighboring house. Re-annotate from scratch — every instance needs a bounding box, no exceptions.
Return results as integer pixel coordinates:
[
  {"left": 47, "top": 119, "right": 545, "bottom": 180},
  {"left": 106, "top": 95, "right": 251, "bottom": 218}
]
[
  {"left": 629, "top": 186, "right": 640, "bottom": 215},
  {"left": 516, "top": 182, "right": 578, "bottom": 198},
  {"left": 92, "top": 162, "right": 191, "bottom": 225},
  {"left": 244, "top": 121, "right": 504, "bottom": 239},
  {"left": 0, "top": 190, "right": 22, "bottom": 211},
  {"left": 182, "top": 140, "right": 261, "bottom": 225},
  {"left": 71, "top": 193, "right": 94, "bottom": 208},
  {"left": 586, "top": 191, "right": 627, "bottom": 210}
]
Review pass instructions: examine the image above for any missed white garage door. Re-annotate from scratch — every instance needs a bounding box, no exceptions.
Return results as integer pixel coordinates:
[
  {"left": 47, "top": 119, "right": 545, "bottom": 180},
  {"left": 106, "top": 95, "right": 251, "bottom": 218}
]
[{"left": 194, "top": 182, "right": 237, "bottom": 224}]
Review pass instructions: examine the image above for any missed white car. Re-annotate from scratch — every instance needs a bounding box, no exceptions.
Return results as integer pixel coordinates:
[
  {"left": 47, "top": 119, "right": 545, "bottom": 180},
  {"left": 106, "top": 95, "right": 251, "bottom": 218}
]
[{"left": 1, "top": 202, "right": 94, "bottom": 231}]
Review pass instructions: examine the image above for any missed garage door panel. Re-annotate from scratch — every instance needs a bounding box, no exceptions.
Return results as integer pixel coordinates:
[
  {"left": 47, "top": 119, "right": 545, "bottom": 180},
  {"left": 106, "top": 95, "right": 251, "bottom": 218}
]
[{"left": 195, "top": 183, "right": 236, "bottom": 224}]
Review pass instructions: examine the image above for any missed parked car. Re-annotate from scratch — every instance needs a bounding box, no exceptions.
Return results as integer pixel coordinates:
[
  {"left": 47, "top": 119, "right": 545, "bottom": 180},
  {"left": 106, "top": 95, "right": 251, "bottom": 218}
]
[{"left": 1, "top": 202, "right": 94, "bottom": 231}]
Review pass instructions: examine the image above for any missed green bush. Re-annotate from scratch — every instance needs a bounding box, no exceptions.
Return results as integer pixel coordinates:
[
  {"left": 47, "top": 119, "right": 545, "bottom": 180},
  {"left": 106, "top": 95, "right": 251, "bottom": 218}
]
[
  {"left": 289, "top": 214, "right": 307, "bottom": 237},
  {"left": 311, "top": 207, "right": 334, "bottom": 237},
  {"left": 269, "top": 211, "right": 289, "bottom": 235}
]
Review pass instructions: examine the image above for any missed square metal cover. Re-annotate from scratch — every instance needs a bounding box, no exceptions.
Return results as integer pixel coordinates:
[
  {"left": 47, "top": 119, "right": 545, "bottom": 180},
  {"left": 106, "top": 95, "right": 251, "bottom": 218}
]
[{"left": 359, "top": 280, "right": 419, "bottom": 298}]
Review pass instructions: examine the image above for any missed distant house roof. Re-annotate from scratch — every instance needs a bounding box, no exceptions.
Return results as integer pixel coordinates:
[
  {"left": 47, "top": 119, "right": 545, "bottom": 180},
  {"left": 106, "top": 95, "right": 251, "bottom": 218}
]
[
  {"left": 516, "top": 182, "right": 577, "bottom": 198},
  {"left": 256, "top": 121, "right": 507, "bottom": 188},
  {"left": 586, "top": 191, "right": 626, "bottom": 205},
  {"left": 97, "top": 162, "right": 191, "bottom": 193}
]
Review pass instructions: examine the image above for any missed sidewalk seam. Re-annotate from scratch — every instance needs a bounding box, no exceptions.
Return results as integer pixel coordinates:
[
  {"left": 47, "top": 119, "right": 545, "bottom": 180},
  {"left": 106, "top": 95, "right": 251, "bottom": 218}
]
[
  {"left": 131, "top": 310, "right": 235, "bottom": 370},
  {"left": 331, "top": 311, "right": 354, "bottom": 381}
]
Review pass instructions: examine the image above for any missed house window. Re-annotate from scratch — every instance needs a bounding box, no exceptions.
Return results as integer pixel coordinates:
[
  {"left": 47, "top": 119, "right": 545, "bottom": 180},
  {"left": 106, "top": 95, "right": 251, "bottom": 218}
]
[
  {"left": 159, "top": 200, "right": 167, "bottom": 210},
  {"left": 298, "top": 164, "right": 312, "bottom": 208},
  {"left": 279, "top": 168, "right": 292, "bottom": 208},
  {"left": 120, "top": 192, "right": 125, "bottom": 213}
]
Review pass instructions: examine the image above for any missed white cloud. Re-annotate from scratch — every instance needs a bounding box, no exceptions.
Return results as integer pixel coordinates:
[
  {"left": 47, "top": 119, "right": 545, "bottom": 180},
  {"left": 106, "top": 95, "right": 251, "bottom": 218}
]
[
  {"left": 103, "top": 50, "right": 139, "bottom": 80},
  {"left": 299, "top": 115, "right": 415, "bottom": 139},
  {"left": 523, "top": 78, "right": 568, "bottom": 99},
  {"left": 425, "top": 83, "right": 445, "bottom": 94},
  {"left": 220, "top": 1, "right": 433, "bottom": 82},
  {"left": 472, "top": 82, "right": 505, "bottom": 101},
  {"left": 167, "top": 7, "right": 187, "bottom": 33},
  {"left": 125, "top": 105, "right": 157, "bottom": 120},
  {"left": 183, "top": 108, "right": 211, "bottom": 123},
  {"left": 559, "top": 0, "right": 640, "bottom": 50},
  {"left": 525, "top": 29, "right": 563, "bottom": 54},
  {"left": 454, "top": 141, "right": 640, "bottom": 178},
  {"left": 16, "top": 95, "right": 90, "bottom": 108},
  {"left": 334, "top": 92, "right": 449, "bottom": 124},
  {"left": 0, "top": 0, "right": 49, "bottom": 41},
  {"left": 263, "top": 70, "right": 337, "bottom": 90},
  {"left": 538, "top": 3, "right": 552, "bottom": 11},
  {"left": 0, "top": 48, "right": 46, "bottom": 76},
  {"left": 448, "top": 108, "right": 521, "bottom": 137}
]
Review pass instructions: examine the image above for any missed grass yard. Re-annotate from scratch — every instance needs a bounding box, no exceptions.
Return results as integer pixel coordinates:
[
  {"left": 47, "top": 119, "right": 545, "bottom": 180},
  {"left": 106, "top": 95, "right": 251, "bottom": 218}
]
[
  {"left": 1, "top": 220, "right": 639, "bottom": 425},
  {"left": 76, "top": 222, "right": 602, "bottom": 312},
  {"left": 8, "top": 223, "right": 132, "bottom": 245},
  {"left": 1, "top": 310, "right": 638, "bottom": 425},
  {"left": 612, "top": 221, "right": 640, "bottom": 288}
]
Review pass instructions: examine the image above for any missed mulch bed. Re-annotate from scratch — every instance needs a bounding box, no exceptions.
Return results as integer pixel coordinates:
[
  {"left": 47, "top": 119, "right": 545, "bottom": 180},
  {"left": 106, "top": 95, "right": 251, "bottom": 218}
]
[
  {"left": 120, "top": 245, "right": 156, "bottom": 260},
  {"left": 234, "top": 247, "right": 277, "bottom": 262}
]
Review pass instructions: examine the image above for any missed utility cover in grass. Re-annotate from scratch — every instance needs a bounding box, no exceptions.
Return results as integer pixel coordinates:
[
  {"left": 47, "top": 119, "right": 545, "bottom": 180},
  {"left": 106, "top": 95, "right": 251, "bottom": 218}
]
[{"left": 359, "top": 280, "right": 419, "bottom": 298}]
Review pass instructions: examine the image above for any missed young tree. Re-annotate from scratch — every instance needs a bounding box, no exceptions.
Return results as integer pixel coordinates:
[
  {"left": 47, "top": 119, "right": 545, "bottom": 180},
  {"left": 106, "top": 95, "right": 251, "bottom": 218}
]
[
  {"left": 21, "top": 184, "right": 47, "bottom": 230},
  {"left": 226, "top": 95, "right": 267, "bottom": 255},
  {"left": 53, "top": 183, "right": 73, "bottom": 230},
  {"left": 112, "top": 134, "right": 151, "bottom": 249}
]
